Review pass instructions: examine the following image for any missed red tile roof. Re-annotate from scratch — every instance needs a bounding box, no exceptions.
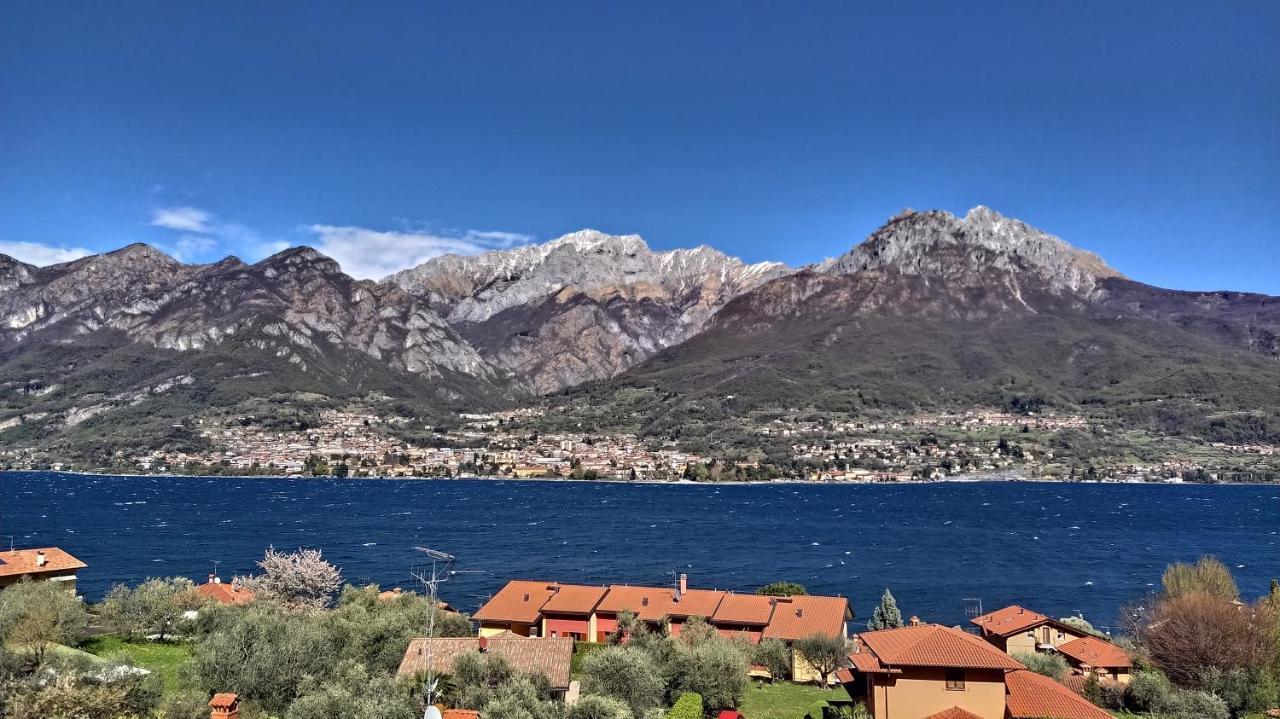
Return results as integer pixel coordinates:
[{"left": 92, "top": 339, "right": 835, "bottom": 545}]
[
  {"left": 847, "top": 649, "right": 901, "bottom": 674},
  {"left": 397, "top": 636, "right": 574, "bottom": 689},
  {"left": 923, "top": 708, "right": 985, "bottom": 719},
  {"left": 713, "top": 593, "right": 777, "bottom": 625},
  {"left": 596, "top": 585, "right": 726, "bottom": 621},
  {"left": 0, "top": 547, "right": 86, "bottom": 578},
  {"left": 1005, "top": 669, "right": 1113, "bottom": 719},
  {"left": 540, "top": 584, "right": 609, "bottom": 615},
  {"left": 1056, "top": 636, "right": 1131, "bottom": 669},
  {"left": 442, "top": 709, "right": 480, "bottom": 719},
  {"left": 1060, "top": 672, "right": 1122, "bottom": 696},
  {"left": 971, "top": 605, "right": 1053, "bottom": 637},
  {"left": 197, "top": 579, "right": 255, "bottom": 606},
  {"left": 761, "top": 595, "right": 850, "bottom": 641},
  {"left": 856, "top": 624, "right": 1024, "bottom": 670},
  {"left": 473, "top": 580, "right": 560, "bottom": 624}
]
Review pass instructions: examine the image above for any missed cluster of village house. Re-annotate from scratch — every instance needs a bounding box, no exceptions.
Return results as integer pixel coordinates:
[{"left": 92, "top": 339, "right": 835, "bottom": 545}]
[
  {"left": 114, "top": 410, "right": 708, "bottom": 480},
  {"left": 1, "top": 544, "right": 1136, "bottom": 719}
]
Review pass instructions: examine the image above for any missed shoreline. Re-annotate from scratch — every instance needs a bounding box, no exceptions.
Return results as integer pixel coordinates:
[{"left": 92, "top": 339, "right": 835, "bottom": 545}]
[{"left": 1, "top": 468, "right": 1269, "bottom": 486}]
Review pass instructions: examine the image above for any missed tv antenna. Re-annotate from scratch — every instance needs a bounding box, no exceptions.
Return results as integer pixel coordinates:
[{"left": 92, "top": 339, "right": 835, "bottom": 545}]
[{"left": 411, "top": 546, "right": 456, "bottom": 719}]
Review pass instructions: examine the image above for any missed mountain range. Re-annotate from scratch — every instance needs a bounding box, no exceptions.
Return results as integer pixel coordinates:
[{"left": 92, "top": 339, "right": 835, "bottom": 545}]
[{"left": 4, "top": 206, "right": 1280, "bottom": 460}]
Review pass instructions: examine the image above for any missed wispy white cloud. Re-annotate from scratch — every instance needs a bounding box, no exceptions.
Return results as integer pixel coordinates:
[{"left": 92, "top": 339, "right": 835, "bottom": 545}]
[
  {"left": 0, "top": 240, "right": 93, "bottom": 266},
  {"left": 304, "top": 225, "right": 533, "bottom": 279},
  {"left": 146, "top": 204, "right": 531, "bottom": 277},
  {"left": 150, "top": 206, "right": 213, "bottom": 233}
]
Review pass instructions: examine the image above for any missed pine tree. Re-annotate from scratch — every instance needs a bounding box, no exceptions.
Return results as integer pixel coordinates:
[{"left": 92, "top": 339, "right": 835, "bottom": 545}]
[{"left": 868, "top": 588, "right": 904, "bottom": 630}]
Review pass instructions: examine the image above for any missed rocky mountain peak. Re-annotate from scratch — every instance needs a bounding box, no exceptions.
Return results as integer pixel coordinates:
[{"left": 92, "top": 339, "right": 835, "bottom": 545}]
[
  {"left": 821, "top": 206, "right": 1123, "bottom": 296},
  {"left": 252, "top": 246, "right": 343, "bottom": 277}
]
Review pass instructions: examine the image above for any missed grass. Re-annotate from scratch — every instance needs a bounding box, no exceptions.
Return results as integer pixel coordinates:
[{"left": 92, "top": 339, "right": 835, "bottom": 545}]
[
  {"left": 739, "top": 681, "right": 848, "bottom": 719},
  {"left": 82, "top": 635, "right": 193, "bottom": 694}
]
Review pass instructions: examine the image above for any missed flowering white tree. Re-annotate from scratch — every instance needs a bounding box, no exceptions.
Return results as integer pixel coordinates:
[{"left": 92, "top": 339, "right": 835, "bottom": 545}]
[{"left": 243, "top": 546, "right": 342, "bottom": 611}]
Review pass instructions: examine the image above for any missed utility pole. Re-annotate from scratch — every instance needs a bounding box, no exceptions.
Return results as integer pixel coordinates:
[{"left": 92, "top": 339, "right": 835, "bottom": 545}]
[{"left": 412, "top": 546, "right": 456, "bottom": 719}]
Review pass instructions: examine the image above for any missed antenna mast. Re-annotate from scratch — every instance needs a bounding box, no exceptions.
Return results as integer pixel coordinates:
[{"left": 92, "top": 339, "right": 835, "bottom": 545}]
[{"left": 411, "top": 546, "right": 456, "bottom": 719}]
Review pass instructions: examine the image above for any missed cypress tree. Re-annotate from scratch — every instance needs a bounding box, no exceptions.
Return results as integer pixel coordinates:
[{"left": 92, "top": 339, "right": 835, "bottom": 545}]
[{"left": 868, "top": 588, "right": 904, "bottom": 630}]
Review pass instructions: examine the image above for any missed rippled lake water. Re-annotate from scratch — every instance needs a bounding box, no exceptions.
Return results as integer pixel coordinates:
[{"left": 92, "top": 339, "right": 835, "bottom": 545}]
[{"left": 3, "top": 472, "right": 1277, "bottom": 628}]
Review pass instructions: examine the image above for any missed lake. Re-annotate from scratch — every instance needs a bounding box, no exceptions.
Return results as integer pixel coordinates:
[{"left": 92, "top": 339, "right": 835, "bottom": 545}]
[{"left": 3, "top": 472, "right": 1277, "bottom": 629}]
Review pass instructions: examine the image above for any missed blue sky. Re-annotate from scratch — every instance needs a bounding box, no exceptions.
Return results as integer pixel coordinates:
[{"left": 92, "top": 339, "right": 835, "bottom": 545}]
[{"left": 2, "top": 2, "right": 1277, "bottom": 289}]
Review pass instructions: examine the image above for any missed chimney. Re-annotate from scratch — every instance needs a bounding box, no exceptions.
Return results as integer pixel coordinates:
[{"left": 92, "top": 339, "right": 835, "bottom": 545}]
[
  {"left": 209, "top": 693, "right": 239, "bottom": 719},
  {"left": 909, "top": 616, "right": 922, "bottom": 626},
  {"left": 678, "top": 573, "right": 687, "bottom": 597},
  {"left": 523, "top": 593, "right": 530, "bottom": 602},
  {"left": 35, "top": 551, "right": 46, "bottom": 567},
  {"left": 478, "top": 637, "right": 489, "bottom": 652}
]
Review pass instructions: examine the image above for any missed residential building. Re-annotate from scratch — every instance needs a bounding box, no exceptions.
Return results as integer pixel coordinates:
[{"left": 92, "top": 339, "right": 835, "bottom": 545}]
[
  {"left": 970, "top": 605, "right": 1087, "bottom": 654},
  {"left": 397, "top": 635, "right": 575, "bottom": 698},
  {"left": 196, "top": 574, "right": 255, "bottom": 606},
  {"left": 0, "top": 546, "right": 86, "bottom": 593},
  {"left": 1055, "top": 636, "right": 1132, "bottom": 684},
  {"left": 472, "top": 575, "right": 851, "bottom": 682},
  {"left": 839, "top": 623, "right": 1112, "bottom": 719}
]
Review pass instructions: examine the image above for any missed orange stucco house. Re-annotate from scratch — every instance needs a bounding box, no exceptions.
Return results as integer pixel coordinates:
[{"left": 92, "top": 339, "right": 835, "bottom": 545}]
[{"left": 839, "top": 623, "right": 1112, "bottom": 719}]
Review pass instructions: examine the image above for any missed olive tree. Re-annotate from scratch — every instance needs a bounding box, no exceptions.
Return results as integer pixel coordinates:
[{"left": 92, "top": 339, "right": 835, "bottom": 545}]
[
  {"left": 794, "top": 633, "right": 849, "bottom": 688},
  {"left": 581, "top": 646, "right": 665, "bottom": 719},
  {"left": 100, "top": 576, "right": 201, "bottom": 640}
]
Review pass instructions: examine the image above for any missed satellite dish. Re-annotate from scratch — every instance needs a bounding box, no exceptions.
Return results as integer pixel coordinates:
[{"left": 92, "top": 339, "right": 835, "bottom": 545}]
[{"left": 425, "top": 705, "right": 443, "bottom": 719}]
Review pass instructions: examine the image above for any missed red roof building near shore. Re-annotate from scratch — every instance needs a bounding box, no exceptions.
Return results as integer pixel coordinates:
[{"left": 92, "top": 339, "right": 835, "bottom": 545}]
[
  {"left": 0, "top": 547, "right": 86, "bottom": 593},
  {"left": 970, "top": 604, "right": 1089, "bottom": 655},
  {"left": 196, "top": 575, "right": 255, "bottom": 605},
  {"left": 1004, "top": 668, "right": 1113, "bottom": 719},
  {"left": 473, "top": 575, "right": 850, "bottom": 647}
]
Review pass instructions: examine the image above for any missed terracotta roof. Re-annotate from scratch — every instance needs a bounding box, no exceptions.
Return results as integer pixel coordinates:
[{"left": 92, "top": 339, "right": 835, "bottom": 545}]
[
  {"left": 923, "top": 708, "right": 984, "bottom": 719},
  {"left": 846, "top": 649, "right": 901, "bottom": 674},
  {"left": 540, "top": 584, "right": 609, "bottom": 615},
  {"left": 761, "top": 595, "right": 850, "bottom": 641},
  {"left": 971, "top": 605, "right": 1053, "bottom": 637},
  {"left": 443, "top": 710, "right": 480, "bottom": 719},
  {"left": 1056, "top": 636, "right": 1131, "bottom": 669},
  {"left": 197, "top": 579, "right": 255, "bottom": 606},
  {"left": 473, "top": 580, "right": 560, "bottom": 624},
  {"left": 1005, "top": 669, "right": 1113, "bottom": 719},
  {"left": 857, "top": 624, "right": 1024, "bottom": 670},
  {"left": 397, "top": 636, "right": 574, "bottom": 689},
  {"left": 597, "top": 585, "right": 726, "bottom": 621},
  {"left": 0, "top": 547, "right": 86, "bottom": 578},
  {"left": 713, "top": 593, "right": 777, "bottom": 625}
]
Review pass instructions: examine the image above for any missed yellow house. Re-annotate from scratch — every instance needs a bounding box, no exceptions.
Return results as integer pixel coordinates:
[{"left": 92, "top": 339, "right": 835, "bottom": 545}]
[
  {"left": 842, "top": 624, "right": 1021, "bottom": 719},
  {"left": 970, "top": 605, "right": 1087, "bottom": 655},
  {"left": 841, "top": 623, "right": 1113, "bottom": 719}
]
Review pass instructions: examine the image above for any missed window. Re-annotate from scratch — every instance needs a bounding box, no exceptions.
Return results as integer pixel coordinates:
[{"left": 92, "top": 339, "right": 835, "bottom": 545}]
[{"left": 945, "top": 669, "right": 966, "bottom": 691}]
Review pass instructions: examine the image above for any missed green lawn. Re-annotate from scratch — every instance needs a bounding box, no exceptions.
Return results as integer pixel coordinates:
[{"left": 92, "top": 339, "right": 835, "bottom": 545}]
[
  {"left": 740, "top": 682, "right": 848, "bottom": 719},
  {"left": 82, "top": 635, "right": 193, "bottom": 694}
]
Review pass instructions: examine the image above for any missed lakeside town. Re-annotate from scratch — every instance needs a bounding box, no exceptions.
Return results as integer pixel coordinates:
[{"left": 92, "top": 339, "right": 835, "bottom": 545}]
[
  {"left": 4, "top": 405, "right": 1276, "bottom": 484},
  {"left": 1, "top": 542, "right": 1276, "bottom": 719}
]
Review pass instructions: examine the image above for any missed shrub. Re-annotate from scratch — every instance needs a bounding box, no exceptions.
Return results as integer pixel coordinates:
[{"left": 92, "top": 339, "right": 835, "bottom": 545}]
[
  {"left": 241, "top": 546, "right": 342, "bottom": 611},
  {"left": 666, "top": 692, "right": 703, "bottom": 719},
  {"left": 1012, "top": 652, "right": 1067, "bottom": 681},
  {"left": 569, "top": 694, "right": 634, "bottom": 719}
]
